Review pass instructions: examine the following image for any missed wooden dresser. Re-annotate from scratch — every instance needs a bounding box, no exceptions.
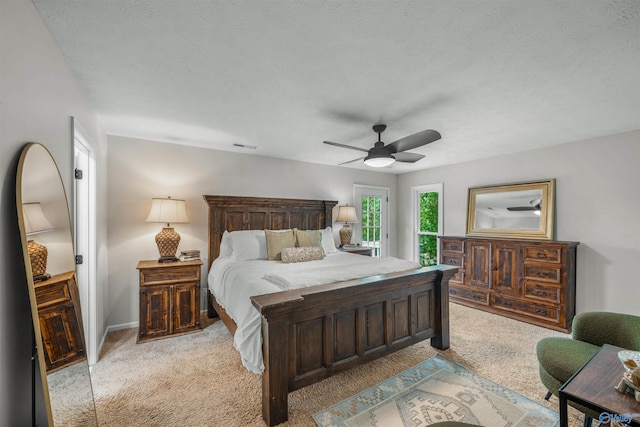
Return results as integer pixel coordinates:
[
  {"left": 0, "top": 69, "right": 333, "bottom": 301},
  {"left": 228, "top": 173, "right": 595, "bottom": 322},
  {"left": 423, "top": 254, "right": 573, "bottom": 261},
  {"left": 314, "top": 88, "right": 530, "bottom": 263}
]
[
  {"left": 439, "top": 236, "right": 579, "bottom": 332},
  {"left": 137, "top": 259, "right": 202, "bottom": 342},
  {"left": 34, "top": 271, "right": 86, "bottom": 372}
]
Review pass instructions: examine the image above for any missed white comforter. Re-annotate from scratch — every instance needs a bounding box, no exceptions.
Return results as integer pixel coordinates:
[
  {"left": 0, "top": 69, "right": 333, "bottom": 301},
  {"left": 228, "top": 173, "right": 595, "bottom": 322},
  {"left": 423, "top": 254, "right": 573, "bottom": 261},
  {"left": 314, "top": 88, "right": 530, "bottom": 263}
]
[{"left": 208, "top": 252, "right": 420, "bottom": 374}]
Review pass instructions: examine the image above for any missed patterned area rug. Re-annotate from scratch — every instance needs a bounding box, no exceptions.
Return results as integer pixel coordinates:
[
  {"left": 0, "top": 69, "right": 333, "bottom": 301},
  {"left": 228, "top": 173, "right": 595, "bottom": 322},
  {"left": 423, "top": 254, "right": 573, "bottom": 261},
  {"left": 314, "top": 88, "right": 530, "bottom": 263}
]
[{"left": 313, "top": 354, "right": 559, "bottom": 427}]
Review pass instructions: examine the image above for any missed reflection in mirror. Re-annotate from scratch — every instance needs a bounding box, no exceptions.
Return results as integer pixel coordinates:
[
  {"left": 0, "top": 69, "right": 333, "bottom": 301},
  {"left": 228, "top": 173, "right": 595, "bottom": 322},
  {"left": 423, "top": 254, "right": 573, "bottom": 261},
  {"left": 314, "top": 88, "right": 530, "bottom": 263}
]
[
  {"left": 466, "top": 179, "right": 555, "bottom": 240},
  {"left": 16, "top": 143, "right": 98, "bottom": 426}
]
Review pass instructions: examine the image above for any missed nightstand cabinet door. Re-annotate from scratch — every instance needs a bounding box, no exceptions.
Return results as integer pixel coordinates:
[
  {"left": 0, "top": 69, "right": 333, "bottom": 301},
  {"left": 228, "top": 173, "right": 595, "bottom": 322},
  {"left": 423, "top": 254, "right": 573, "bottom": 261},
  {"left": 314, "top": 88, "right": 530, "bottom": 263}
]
[
  {"left": 173, "top": 283, "right": 200, "bottom": 334},
  {"left": 39, "top": 302, "right": 85, "bottom": 371},
  {"left": 140, "top": 285, "right": 171, "bottom": 340}
]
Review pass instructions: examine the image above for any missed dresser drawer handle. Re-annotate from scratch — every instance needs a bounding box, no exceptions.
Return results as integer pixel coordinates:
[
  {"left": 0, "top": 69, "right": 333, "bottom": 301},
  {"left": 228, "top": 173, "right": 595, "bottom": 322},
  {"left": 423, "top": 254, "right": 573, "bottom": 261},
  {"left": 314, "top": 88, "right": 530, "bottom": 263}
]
[
  {"left": 536, "top": 272, "right": 548, "bottom": 278},
  {"left": 535, "top": 290, "right": 548, "bottom": 297},
  {"left": 537, "top": 251, "right": 547, "bottom": 259},
  {"left": 535, "top": 308, "right": 547, "bottom": 315},
  {"left": 449, "top": 260, "right": 458, "bottom": 265},
  {"left": 500, "top": 301, "right": 512, "bottom": 307},
  {"left": 449, "top": 289, "right": 457, "bottom": 295}
]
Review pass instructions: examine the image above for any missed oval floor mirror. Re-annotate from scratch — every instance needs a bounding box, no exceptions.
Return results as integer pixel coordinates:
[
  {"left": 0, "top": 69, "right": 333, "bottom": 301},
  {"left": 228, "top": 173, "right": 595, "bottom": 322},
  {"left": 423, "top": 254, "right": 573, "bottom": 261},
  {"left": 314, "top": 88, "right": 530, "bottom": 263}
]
[{"left": 16, "top": 143, "right": 98, "bottom": 426}]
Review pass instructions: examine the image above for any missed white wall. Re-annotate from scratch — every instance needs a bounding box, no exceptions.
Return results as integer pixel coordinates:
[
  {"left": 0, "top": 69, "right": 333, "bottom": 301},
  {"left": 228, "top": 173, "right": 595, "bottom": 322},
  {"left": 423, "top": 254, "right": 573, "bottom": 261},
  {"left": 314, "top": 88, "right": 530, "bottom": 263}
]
[
  {"left": 398, "top": 130, "right": 640, "bottom": 316},
  {"left": 106, "top": 136, "right": 397, "bottom": 328},
  {"left": 0, "top": 0, "right": 108, "bottom": 424}
]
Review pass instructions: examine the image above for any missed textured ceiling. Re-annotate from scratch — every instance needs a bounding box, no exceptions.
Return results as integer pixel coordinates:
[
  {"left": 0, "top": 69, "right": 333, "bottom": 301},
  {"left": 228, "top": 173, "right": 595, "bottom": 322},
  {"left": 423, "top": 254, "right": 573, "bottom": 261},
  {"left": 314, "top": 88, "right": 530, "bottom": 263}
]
[{"left": 33, "top": 0, "right": 640, "bottom": 173}]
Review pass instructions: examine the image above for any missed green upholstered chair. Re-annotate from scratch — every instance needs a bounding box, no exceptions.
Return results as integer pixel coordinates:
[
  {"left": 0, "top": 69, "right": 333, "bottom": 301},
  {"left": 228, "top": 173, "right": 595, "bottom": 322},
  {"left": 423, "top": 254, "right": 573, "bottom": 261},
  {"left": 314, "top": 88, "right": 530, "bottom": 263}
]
[{"left": 536, "top": 311, "right": 640, "bottom": 426}]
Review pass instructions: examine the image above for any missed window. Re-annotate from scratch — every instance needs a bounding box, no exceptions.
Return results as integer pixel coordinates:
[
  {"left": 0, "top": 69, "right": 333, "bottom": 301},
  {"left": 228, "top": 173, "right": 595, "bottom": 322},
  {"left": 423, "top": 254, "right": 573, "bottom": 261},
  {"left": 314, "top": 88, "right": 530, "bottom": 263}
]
[
  {"left": 414, "top": 183, "right": 443, "bottom": 266},
  {"left": 354, "top": 186, "right": 389, "bottom": 257}
]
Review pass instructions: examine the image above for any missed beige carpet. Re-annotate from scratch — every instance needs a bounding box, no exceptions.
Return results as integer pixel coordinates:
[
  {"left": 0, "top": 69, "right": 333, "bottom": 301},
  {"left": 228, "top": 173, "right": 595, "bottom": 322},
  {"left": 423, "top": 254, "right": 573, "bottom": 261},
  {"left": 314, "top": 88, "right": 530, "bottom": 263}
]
[{"left": 90, "top": 303, "right": 588, "bottom": 426}]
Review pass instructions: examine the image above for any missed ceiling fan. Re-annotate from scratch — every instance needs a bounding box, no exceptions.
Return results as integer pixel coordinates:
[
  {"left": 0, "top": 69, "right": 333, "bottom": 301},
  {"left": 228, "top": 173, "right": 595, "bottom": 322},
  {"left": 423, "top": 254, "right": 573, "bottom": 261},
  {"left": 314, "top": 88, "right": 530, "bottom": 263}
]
[
  {"left": 323, "top": 124, "right": 441, "bottom": 168},
  {"left": 507, "top": 199, "right": 542, "bottom": 212}
]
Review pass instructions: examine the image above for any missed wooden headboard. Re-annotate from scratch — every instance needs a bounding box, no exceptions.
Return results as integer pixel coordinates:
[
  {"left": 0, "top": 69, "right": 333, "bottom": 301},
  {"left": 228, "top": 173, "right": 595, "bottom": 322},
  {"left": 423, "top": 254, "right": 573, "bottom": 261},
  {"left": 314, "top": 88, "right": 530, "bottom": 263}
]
[{"left": 203, "top": 195, "right": 337, "bottom": 270}]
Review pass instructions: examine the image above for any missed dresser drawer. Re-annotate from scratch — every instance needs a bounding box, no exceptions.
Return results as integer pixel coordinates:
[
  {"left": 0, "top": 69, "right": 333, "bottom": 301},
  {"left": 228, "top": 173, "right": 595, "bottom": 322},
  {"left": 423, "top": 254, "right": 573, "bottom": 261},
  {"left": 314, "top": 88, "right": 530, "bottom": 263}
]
[
  {"left": 36, "top": 281, "right": 71, "bottom": 308},
  {"left": 523, "top": 280, "right": 561, "bottom": 304},
  {"left": 523, "top": 264, "right": 562, "bottom": 284},
  {"left": 442, "top": 253, "right": 464, "bottom": 268},
  {"left": 449, "top": 286, "right": 489, "bottom": 305},
  {"left": 493, "top": 294, "right": 559, "bottom": 322},
  {"left": 141, "top": 266, "right": 200, "bottom": 284},
  {"left": 451, "top": 271, "right": 465, "bottom": 284},
  {"left": 441, "top": 239, "right": 464, "bottom": 253},
  {"left": 524, "top": 246, "right": 562, "bottom": 263}
]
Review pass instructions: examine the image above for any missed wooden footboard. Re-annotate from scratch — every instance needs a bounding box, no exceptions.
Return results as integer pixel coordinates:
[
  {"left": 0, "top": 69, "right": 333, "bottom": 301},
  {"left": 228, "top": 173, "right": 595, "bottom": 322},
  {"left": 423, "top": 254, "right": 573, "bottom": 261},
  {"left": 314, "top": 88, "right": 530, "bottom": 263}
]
[{"left": 251, "top": 265, "right": 457, "bottom": 426}]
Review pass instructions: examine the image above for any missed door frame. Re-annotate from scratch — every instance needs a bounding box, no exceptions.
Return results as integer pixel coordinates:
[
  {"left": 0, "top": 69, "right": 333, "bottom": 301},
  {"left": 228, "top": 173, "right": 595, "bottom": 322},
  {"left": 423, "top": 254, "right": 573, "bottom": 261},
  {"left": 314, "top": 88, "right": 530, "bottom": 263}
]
[{"left": 72, "top": 118, "right": 98, "bottom": 366}]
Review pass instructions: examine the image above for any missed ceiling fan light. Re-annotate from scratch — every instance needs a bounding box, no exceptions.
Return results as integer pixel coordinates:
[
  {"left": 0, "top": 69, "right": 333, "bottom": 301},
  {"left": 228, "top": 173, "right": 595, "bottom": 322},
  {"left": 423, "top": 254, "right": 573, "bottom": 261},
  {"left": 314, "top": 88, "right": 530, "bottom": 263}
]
[{"left": 364, "top": 154, "right": 395, "bottom": 168}]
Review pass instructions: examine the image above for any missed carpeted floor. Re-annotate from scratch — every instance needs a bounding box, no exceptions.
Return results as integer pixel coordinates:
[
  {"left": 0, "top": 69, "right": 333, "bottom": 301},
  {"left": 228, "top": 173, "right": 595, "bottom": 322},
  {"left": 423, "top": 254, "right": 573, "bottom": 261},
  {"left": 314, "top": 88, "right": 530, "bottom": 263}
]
[{"left": 90, "top": 303, "right": 588, "bottom": 426}]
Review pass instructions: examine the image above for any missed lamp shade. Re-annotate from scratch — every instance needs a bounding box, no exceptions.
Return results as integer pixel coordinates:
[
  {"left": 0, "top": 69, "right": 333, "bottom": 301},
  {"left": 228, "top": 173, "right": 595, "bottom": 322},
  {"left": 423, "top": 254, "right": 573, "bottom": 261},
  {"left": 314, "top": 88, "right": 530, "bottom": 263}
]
[
  {"left": 146, "top": 198, "right": 189, "bottom": 225},
  {"left": 23, "top": 202, "right": 55, "bottom": 235},
  {"left": 336, "top": 205, "right": 358, "bottom": 223}
]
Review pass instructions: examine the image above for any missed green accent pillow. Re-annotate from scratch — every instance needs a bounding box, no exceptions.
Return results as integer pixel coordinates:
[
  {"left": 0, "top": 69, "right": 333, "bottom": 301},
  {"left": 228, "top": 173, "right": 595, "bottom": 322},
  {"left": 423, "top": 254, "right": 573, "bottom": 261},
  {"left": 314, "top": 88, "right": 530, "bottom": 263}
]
[
  {"left": 294, "top": 228, "right": 322, "bottom": 248},
  {"left": 264, "top": 229, "right": 296, "bottom": 261}
]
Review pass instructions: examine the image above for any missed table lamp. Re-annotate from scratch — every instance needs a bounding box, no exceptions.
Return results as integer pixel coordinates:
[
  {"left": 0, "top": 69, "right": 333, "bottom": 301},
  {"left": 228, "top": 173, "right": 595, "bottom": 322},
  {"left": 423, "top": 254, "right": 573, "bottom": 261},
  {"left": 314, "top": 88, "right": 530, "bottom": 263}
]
[
  {"left": 336, "top": 205, "right": 358, "bottom": 247},
  {"left": 23, "top": 202, "right": 55, "bottom": 281},
  {"left": 146, "top": 197, "right": 189, "bottom": 262}
]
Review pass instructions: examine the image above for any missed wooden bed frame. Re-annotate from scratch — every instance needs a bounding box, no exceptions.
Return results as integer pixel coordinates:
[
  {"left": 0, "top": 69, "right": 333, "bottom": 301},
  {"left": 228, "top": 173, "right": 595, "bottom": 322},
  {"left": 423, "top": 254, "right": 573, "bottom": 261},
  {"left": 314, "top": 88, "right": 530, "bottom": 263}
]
[{"left": 204, "top": 195, "right": 457, "bottom": 426}]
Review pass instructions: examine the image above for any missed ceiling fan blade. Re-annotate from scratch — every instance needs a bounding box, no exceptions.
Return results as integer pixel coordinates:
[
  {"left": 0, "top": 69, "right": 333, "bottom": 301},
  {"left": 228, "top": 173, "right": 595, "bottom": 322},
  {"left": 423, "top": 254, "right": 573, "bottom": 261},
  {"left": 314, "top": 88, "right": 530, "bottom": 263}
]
[
  {"left": 393, "top": 152, "right": 425, "bottom": 163},
  {"left": 339, "top": 157, "right": 365, "bottom": 165},
  {"left": 323, "top": 141, "right": 369, "bottom": 153},
  {"left": 386, "top": 129, "right": 441, "bottom": 153},
  {"left": 507, "top": 206, "right": 537, "bottom": 211}
]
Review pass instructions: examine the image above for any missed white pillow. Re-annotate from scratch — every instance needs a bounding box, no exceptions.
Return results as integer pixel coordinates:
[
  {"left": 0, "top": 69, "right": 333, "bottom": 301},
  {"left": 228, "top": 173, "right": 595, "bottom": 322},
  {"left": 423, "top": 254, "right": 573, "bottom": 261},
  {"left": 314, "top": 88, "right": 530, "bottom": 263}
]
[
  {"left": 219, "top": 230, "right": 232, "bottom": 258},
  {"left": 229, "top": 230, "right": 268, "bottom": 261},
  {"left": 320, "top": 226, "right": 338, "bottom": 254}
]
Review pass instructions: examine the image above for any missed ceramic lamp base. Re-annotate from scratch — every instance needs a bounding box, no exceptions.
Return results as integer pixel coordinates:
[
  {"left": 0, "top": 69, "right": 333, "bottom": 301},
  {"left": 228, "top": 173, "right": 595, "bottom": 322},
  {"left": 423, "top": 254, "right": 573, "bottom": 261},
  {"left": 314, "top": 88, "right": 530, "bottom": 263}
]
[
  {"left": 156, "top": 227, "right": 180, "bottom": 262},
  {"left": 339, "top": 224, "right": 353, "bottom": 247}
]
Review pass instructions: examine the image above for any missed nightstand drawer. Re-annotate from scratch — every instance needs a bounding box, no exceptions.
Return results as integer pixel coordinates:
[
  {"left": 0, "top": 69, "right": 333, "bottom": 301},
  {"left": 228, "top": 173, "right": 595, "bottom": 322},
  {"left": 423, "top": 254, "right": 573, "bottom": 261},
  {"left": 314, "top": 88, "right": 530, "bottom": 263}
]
[
  {"left": 140, "top": 266, "right": 200, "bottom": 284},
  {"left": 36, "top": 281, "right": 71, "bottom": 308}
]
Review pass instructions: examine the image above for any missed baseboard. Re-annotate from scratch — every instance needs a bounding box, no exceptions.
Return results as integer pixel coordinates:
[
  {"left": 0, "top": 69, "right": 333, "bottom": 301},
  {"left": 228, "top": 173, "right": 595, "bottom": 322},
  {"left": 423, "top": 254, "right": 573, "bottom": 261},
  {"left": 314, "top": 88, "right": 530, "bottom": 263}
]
[{"left": 106, "top": 321, "right": 139, "bottom": 333}]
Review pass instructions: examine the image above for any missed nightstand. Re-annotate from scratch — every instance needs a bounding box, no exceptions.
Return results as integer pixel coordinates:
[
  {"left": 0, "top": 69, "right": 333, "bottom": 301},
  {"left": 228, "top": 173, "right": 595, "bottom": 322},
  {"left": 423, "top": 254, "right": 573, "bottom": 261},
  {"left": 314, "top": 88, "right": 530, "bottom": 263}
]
[
  {"left": 34, "top": 271, "right": 86, "bottom": 372},
  {"left": 339, "top": 246, "right": 373, "bottom": 256},
  {"left": 137, "top": 259, "right": 202, "bottom": 343}
]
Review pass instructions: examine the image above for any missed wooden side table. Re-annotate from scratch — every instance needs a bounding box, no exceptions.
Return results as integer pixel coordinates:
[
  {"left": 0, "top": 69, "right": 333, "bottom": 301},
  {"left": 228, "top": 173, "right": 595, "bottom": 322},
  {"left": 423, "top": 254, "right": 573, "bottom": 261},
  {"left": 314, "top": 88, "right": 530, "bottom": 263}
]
[
  {"left": 34, "top": 270, "right": 86, "bottom": 372},
  {"left": 339, "top": 246, "right": 373, "bottom": 256},
  {"left": 137, "top": 259, "right": 202, "bottom": 343},
  {"left": 559, "top": 344, "right": 640, "bottom": 426}
]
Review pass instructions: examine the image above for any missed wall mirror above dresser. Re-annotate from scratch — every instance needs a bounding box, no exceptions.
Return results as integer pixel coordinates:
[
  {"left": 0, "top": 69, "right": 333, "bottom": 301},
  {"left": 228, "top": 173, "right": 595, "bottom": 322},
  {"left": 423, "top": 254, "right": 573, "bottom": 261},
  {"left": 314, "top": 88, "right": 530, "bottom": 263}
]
[
  {"left": 466, "top": 179, "right": 555, "bottom": 240},
  {"left": 16, "top": 143, "right": 98, "bottom": 426}
]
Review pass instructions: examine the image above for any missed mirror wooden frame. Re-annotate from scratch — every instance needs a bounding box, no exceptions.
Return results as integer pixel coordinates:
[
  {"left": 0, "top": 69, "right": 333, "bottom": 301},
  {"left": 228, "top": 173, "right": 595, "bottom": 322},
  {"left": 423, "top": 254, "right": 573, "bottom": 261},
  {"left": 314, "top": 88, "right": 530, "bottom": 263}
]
[
  {"left": 16, "top": 142, "right": 97, "bottom": 426},
  {"left": 466, "top": 179, "right": 555, "bottom": 240}
]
